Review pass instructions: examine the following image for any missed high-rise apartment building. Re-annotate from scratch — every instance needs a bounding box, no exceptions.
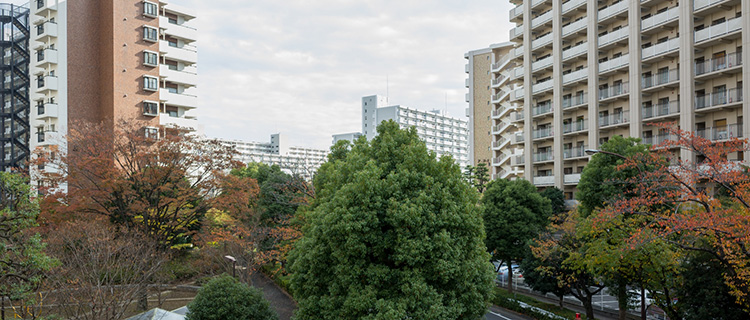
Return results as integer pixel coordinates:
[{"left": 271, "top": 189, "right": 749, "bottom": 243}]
[
  {"left": 219, "top": 134, "right": 329, "bottom": 181},
  {"left": 31, "top": 0, "right": 199, "bottom": 176},
  {"left": 357, "top": 95, "right": 470, "bottom": 168},
  {"left": 465, "top": 42, "right": 523, "bottom": 179},
  {"left": 502, "top": 0, "right": 749, "bottom": 199}
]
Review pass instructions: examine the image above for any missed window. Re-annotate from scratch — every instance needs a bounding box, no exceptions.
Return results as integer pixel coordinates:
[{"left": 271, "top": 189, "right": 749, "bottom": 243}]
[
  {"left": 143, "top": 101, "right": 158, "bottom": 116},
  {"left": 143, "top": 1, "right": 158, "bottom": 18},
  {"left": 145, "top": 127, "right": 159, "bottom": 139},
  {"left": 143, "top": 75, "right": 158, "bottom": 91},
  {"left": 143, "top": 26, "right": 158, "bottom": 42},
  {"left": 143, "top": 50, "right": 158, "bottom": 67}
]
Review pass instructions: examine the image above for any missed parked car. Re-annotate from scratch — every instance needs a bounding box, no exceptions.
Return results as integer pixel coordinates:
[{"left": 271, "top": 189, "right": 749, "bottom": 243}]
[{"left": 493, "top": 262, "right": 523, "bottom": 283}]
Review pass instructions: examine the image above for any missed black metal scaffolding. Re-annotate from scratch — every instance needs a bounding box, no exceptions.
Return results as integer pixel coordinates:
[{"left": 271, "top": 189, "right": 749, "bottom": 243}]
[{"left": 0, "top": 4, "right": 29, "bottom": 172}]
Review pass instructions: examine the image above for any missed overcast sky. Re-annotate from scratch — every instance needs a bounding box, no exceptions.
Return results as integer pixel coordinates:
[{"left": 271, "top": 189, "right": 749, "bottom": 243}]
[{"left": 15, "top": 0, "right": 515, "bottom": 149}]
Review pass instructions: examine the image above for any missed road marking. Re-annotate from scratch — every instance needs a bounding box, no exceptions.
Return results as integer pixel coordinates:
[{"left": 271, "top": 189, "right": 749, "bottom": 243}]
[{"left": 488, "top": 311, "right": 514, "bottom": 320}]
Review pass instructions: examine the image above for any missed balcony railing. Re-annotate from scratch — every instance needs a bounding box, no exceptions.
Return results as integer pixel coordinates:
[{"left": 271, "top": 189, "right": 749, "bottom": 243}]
[
  {"left": 534, "top": 175, "right": 555, "bottom": 185},
  {"left": 492, "top": 53, "right": 512, "bottom": 71},
  {"left": 532, "top": 55, "right": 553, "bottom": 72},
  {"left": 531, "top": 10, "right": 553, "bottom": 29},
  {"left": 532, "top": 79, "right": 553, "bottom": 94},
  {"left": 642, "top": 100, "right": 680, "bottom": 119},
  {"left": 511, "top": 88, "right": 525, "bottom": 101},
  {"left": 694, "top": 16, "right": 742, "bottom": 44},
  {"left": 532, "top": 102, "right": 553, "bottom": 116},
  {"left": 563, "top": 68, "right": 588, "bottom": 84},
  {"left": 642, "top": 37, "right": 680, "bottom": 60},
  {"left": 598, "top": 0, "right": 628, "bottom": 21},
  {"left": 563, "top": 93, "right": 588, "bottom": 109},
  {"left": 599, "top": 54, "right": 629, "bottom": 73},
  {"left": 513, "top": 133, "right": 525, "bottom": 144},
  {"left": 562, "top": 0, "right": 586, "bottom": 13},
  {"left": 510, "top": 25, "right": 524, "bottom": 39},
  {"left": 564, "top": 173, "right": 582, "bottom": 184},
  {"left": 642, "top": 69, "right": 679, "bottom": 89},
  {"left": 641, "top": 6, "right": 679, "bottom": 31},
  {"left": 598, "top": 27, "right": 628, "bottom": 48},
  {"left": 562, "top": 18, "right": 587, "bottom": 37},
  {"left": 599, "top": 82, "right": 629, "bottom": 100},
  {"left": 563, "top": 120, "right": 587, "bottom": 134},
  {"left": 564, "top": 146, "right": 588, "bottom": 159},
  {"left": 533, "top": 152, "right": 554, "bottom": 162},
  {"left": 695, "top": 88, "right": 743, "bottom": 110},
  {"left": 694, "top": 0, "right": 728, "bottom": 11},
  {"left": 695, "top": 51, "right": 742, "bottom": 76},
  {"left": 599, "top": 111, "right": 630, "bottom": 127},
  {"left": 533, "top": 127, "right": 554, "bottom": 139},
  {"left": 697, "top": 124, "right": 743, "bottom": 141},
  {"left": 562, "top": 42, "right": 587, "bottom": 61},
  {"left": 532, "top": 33, "right": 553, "bottom": 50},
  {"left": 510, "top": 4, "right": 524, "bottom": 20}
]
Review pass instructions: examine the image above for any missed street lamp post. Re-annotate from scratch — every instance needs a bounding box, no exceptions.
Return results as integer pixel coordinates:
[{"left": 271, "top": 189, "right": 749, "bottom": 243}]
[{"left": 224, "top": 255, "right": 236, "bottom": 278}]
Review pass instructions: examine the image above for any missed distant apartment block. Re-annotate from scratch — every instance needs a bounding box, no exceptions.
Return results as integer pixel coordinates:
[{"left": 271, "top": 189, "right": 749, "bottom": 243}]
[
  {"left": 332, "top": 132, "right": 363, "bottom": 144},
  {"left": 30, "top": 0, "right": 200, "bottom": 181},
  {"left": 495, "top": 0, "right": 749, "bottom": 200},
  {"left": 351, "top": 95, "right": 470, "bottom": 168},
  {"left": 465, "top": 43, "right": 522, "bottom": 180},
  {"left": 220, "top": 134, "right": 329, "bottom": 180}
]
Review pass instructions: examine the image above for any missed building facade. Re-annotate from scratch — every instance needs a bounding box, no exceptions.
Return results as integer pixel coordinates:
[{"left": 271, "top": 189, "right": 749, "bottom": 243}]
[
  {"left": 0, "top": 4, "right": 30, "bottom": 172},
  {"left": 360, "top": 95, "right": 470, "bottom": 168},
  {"left": 30, "top": 0, "right": 199, "bottom": 179},
  {"left": 220, "top": 134, "right": 329, "bottom": 181},
  {"left": 465, "top": 42, "right": 522, "bottom": 180},
  {"left": 504, "top": 0, "right": 749, "bottom": 200}
]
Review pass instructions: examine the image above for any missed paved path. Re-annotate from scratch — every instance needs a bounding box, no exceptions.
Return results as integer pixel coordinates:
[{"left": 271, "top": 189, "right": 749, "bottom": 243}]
[
  {"left": 250, "top": 272, "right": 297, "bottom": 320},
  {"left": 484, "top": 306, "right": 535, "bottom": 320}
]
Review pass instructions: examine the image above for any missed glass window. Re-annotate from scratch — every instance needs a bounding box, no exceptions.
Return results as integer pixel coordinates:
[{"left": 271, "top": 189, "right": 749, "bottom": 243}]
[
  {"left": 143, "top": 76, "right": 158, "bottom": 91},
  {"left": 143, "top": 101, "right": 158, "bottom": 116},
  {"left": 143, "top": 26, "right": 158, "bottom": 42},
  {"left": 143, "top": 51, "right": 158, "bottom": 66},
  {"left": 143, "top": 1, "right": 158, "bottom": 17}
]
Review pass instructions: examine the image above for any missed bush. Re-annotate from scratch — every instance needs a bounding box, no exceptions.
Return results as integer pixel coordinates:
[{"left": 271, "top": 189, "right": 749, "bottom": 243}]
[{"left": 186, "top": 274, "right": 277, "bottom": 320}]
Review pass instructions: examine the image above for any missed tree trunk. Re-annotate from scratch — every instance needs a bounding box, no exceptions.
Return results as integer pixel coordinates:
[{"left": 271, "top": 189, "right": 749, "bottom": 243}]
[
  {"left": 641, "top": 286, "right": 647, "bottom": 320},
  {"left": 617, "top": 284, "right": 628, "bottom": 320},
  {"left": 559, "top": 295, "right": 564, "bottom": 309},
  {"left": 137, "top": 286, "right": 148, "bottom": 311},
  {"left": 583, "top": 294, "right": 595, "bottom": 320},
  {"left": 507, "top": 263, "right": 514, "bottom": 294},
  {"left": 2, "top": 295, "right": 5, "bottom": 320}
]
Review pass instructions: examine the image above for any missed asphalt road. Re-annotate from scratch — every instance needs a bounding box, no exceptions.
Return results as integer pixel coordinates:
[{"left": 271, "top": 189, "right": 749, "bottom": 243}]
[{"left": 484, "top": 306, "right": 534, "bottom": 320}]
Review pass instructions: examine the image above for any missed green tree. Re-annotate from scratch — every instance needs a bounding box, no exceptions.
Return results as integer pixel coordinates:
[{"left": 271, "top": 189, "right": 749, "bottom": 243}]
[
  {"left": 677, "top": 251, "right": 750, "bottom": 320},
  {"left": 576, "top": 136, "right": 648, "bottom": 216},
  {"left": 482, "top": 178, "right": 551, "bottom": 293},
  {"left": 473, "top": 163, "right": 490, "bottom": 193},
  {"left": 186, "top": 274, "right": 278, "bottom": 320},
  {"left": 539, "top": 187, "right": 566, "bottom": 216},
  {"left": 0, "top": 173, "right": 58, "bottom": 320},
  {"left": 289, "top": 121, "right": 494, "bottom": 319},
  {"left": 520, "top": 249, "right": 568, "bottom": 308}
]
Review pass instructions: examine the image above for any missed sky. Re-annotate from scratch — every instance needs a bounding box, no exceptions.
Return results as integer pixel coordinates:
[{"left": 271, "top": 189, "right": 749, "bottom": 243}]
[{"left": 14, "top": 0, "right": 516, "bottom": 149}]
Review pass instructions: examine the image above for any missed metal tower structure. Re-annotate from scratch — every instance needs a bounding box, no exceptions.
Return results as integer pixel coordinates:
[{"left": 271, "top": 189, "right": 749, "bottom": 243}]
[{"left": 0, "top": 4, "right": 29, "bottom": 172}]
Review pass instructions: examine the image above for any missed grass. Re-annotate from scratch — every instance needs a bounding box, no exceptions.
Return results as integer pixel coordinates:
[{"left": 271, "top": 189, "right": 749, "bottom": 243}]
[{"left": 493, "top": 287, "right": 581, "bottom": 320}]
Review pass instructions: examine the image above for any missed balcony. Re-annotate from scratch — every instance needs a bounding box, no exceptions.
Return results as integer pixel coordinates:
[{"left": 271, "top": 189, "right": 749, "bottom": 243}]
[
  {"left": 510, "top": 25, "right": 524, "bottom": 41},
  {"left": 599, "top": 111, "right": 630, "bottom": 128},
  {"left": 35, "top": 21, "right": 57, "bottom": 42},
  {"left": 532, "top": 55, "right": 553, "bottom": 73},
  {"left": 598, "top": 27, "right": 628, "bottom": 49},
  {"left": 564, "top": 173, "right": 582, "bottom": 184},
  {"left": 160, "top": 89, "right": 198, "bottom": 109},
  {"left": 159, "top": 40, "right": 198, "bottom": 64},
  {"left": 562, "top": 0, "right": 587, "bottom": 15},
  {"left": 511, "top": 111, "right": 524, "bottom": 123},
  {"left": 534, "top": 175, "right": 555, "bottom": 186},
  {"left": 35, "top": 48, "right": 57, "bottom": 68},
  {"left": 510, "top": 66, "right": 524, "bottom": 81},
  {"left": 563, "top": 120, "right": 588, "bottom": 135},
  {"left": 564, "top": 146, "right": 588, "bottom": 159},
  {"left": 35, "top": 75, "right": 58, "bottom": 94},
  {"left": 532, "top": 33, "right": 553, "bottom": 50},
  {"left": 34, "top": 0, "right": 57, "bottom": 16},
  {"left": 641, "top": 37, "right": 680, "bottom": 61},
  {"left": 531, "top": 10, "right": 553, "bottom": 30},
  {"left": 598, "top": 0, "right": 628, "bottom": 23},
  {"left": 642, "top": 100, "right": 679, "bottom": 119},
  {"left": 641, "top": 6, "right": 679, "bottom": 33},
  {"left": 533, "top": 151, "right": 554, "bottom": 163},
  {"left": 159, "top": 16, "right": 197, "bottom": 41},
  {"left": 533, "top": 127, "right": 554, "bottom": 140},
  {"left": 511, "top": 88, "right": 525, "bottom": 102},
  {"left": 562, "top": 18, "right": 587, "bottom": 39},
  {"left": 599, "top": 54, "right": 629, "bottom": 74},
  {"left": 513, "top": 46, "right": 524, "bottom": 58},
  {"left": 35, "top": 103, "right": 58, "bottom": 120},
  {"left": 694, "top": 16, "right": 742, "bottom": 46},
  {"left": 694, "top": 0, "right": 742, "bottom": 14},
  {"left": 160, "top": 114, "right": 200, "bottom": 131},
  {"left": 532, "top": 79, "right": 553, "bottom": 94},
  {"left": 160, "top": 65, "right": 198, "bottom": 87},
  {"left": 510, "top": 4, "right": 524, "bottom": 21},
  {"left": 697, "top": 124, "right": 743, "bottom": 142},
  {"left": 532, "top": 102, "right": 553, "bottom": 117},
  {"left": 642, "top": 133, "right": 678, "bottom": 146},
  {"left": 512, "top": 132, "right": 525, "bottom": 145},
  {"left": 562, "top": 68, "right": 588, "bottom": 86},
  {"left": 36, "top": 131, "right": 61, "bottom": 147},
  {"left": 599, "top": 82, "right": 629, "bottom": 102},
  {"left": 512, "top": 155, "right": 525, "bottom": 167},
  {"left": 694, "top": 88, "right": 743, "bottom": 111},
  {"left": 641, "top": 69, "right": 679, "bottom": 92},
  {"left": 562, "top": 93, "right": 588, "bottom": 111},
  {"left": 695, "top": 52, "right": 742, "bottom": 79},
  {"left": 562, "top": 42, "right": 587, "bottom": 61}
]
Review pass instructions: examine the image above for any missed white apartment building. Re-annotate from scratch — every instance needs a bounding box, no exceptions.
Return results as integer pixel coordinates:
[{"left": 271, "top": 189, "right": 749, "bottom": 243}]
[
  {"left": 465, "top": 43, "right": 523, "bottom": 180},
  {"left": 30, "top": 0, "right": 199, "bottom": 181},
  {"left": 332, "top": 132, "right": 363, "bottom": 144},
  {"left": 220, "top": 133, "right": 329, "bottom": 181},
  {"left": 499, "top": 0, "right": 749, "bottom": 200},
  {"left": 359, "top": 95, "right": 470, "bottom": 168}
]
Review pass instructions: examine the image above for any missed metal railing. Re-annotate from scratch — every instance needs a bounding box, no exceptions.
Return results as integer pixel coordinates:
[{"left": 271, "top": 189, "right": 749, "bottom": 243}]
[
  {"left": 563, "top": 120, "right": 588, "bottom": 134},
  {"left": 695, "top": 51, "right": 742, "bottom": 76},
  {"left": 696, "top": 124, "right": 743, "bottom": 141},
  {"left": 599, "top": 111, "right": 629, "bottom": 127},
  {"left": 564, "top": 146, "right": 588, "bottom": 159},
  {"left": 533, "top": 127, "right": 554, "bottom": 139},
  {"left": 642, "top": 133, "right": 678, "bottom": 145},
  {"left": 533, "top": 151, "right": 554, "bottom": 162},
  {"left": 695, "top": 88, "right": 743, "bottom": 110},
  {"left": 532, "top": 102, "right": 553, "bottom": 116},
  {"left": 694, "top": 16, "right": 742, "bottom": 43},
  {"left": 642, "top": 100, "right": 680, "bottom": 119},
  {"left": 642, "top": 69, "right": 679, "bottom": 89},
  {"left": 562, "top": 93, "right": 588, "bottom": 109},
  {"left": 599, "top": 82, "right": 629, "bottom": 100}
]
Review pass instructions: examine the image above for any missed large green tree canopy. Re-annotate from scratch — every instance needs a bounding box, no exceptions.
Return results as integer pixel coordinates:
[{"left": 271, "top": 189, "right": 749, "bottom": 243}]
[{"left": 289, "top": 121, "right": 494, "bottom": 320}]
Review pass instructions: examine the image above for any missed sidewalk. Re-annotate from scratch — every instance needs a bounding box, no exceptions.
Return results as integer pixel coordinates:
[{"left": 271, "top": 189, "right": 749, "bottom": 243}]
[{"left": 250, "top": 272, "right": 297, "bottom": 320}]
